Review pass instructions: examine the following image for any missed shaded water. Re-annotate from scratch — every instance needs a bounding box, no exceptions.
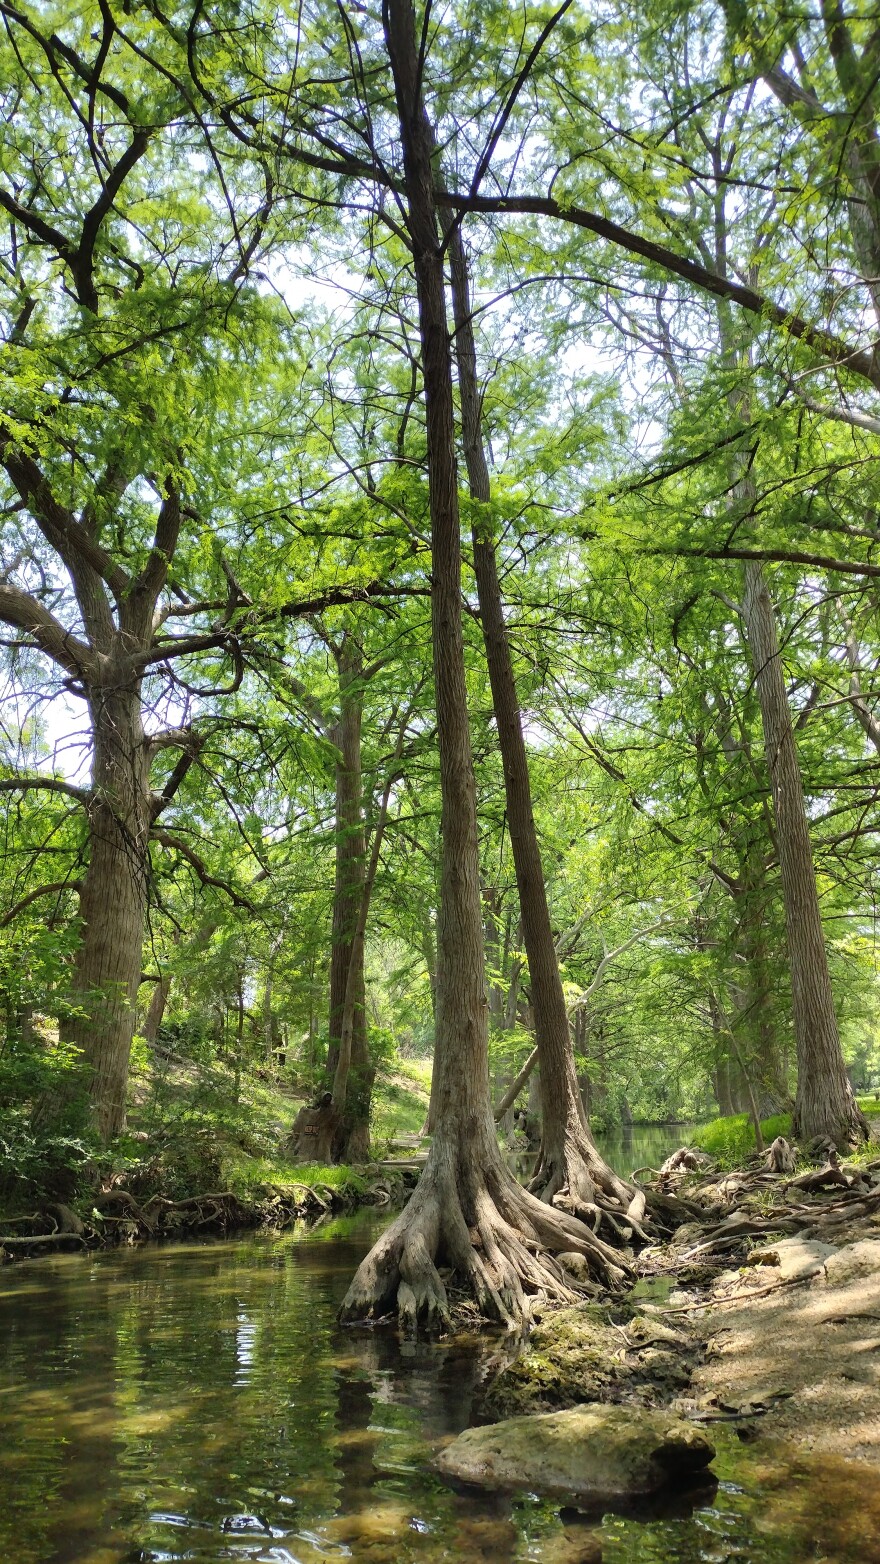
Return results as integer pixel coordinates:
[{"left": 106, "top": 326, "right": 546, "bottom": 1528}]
[
  {"left": 2, "top": 1212, "right": 880, "bottom": 1563},
  {"left": 593, "top": 1124, "right": 697, "bottom": 1180},
  {"left": 512, "top": 1123, "right": 693, "bottom": 1184}
]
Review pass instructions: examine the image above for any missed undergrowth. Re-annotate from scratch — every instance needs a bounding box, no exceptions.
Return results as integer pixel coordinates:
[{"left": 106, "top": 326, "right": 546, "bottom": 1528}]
[{"left": 694, "top": 1098, "right": 880, "bottom": 1167}]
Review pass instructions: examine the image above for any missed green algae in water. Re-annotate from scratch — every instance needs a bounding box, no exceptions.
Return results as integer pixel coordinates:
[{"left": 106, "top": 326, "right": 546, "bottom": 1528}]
[{"left": 1, "top": 1216, "right": 880, "bottom": 1563}]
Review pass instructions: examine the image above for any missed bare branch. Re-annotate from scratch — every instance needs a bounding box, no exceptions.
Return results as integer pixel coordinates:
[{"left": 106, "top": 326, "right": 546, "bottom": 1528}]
[
  {"left": 652, "top": 543, "right": 880, "bottom": 579},
  {"left": 0, "top": 775, "right": 90, "bottom": 804}
]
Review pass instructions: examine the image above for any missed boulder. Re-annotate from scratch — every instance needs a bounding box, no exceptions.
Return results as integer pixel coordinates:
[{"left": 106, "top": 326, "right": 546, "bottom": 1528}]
[
  {"left": 823, "top": 1239, "right": 880, "bottom": 1286},
  {"left": 434, "top": 1404, "right": 714, "bottom": 1502},
  {"left": 745, "top": 1238, "right": 836, "bottom": 1282},
  {"left": 558, "top": 1251, "right": 590, "bottom": 1281},
  {"left": 482, "top": 1304, "right": 624, "bottom": 1418}
]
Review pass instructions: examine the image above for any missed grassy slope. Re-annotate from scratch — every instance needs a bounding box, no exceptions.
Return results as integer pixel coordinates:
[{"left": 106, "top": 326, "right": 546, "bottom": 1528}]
[
  {"left": 120, "top": 1047, "right": 432, "bottom": 1200},
  {"left": 693, "top": 1098, "right": 880, "bottom": 1165}
]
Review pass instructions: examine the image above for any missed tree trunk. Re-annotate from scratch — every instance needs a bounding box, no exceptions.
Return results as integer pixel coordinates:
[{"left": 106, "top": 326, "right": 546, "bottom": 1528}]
[
  {"left": 142, "top": 975, "right": 172, "bottom": 1047},
  {"left": 332, "top": 763, "right": 398, "bottom": 1158},
  {"left": 327, "top": 636, "right": 367, "bottom": 1085},
  {"left": 341, "top": 0, "right": 632, "bottom": 1329},
  {"left": 742, "top": 561, "right": 867, "bottom": 1145},
  {"left": 443, "top": 203, "right": 641, "bottom": 1226},
  {"left": 419, "top": 916, "right": 439, "bottom": 1136},
  {"left": 61, "top": 680, "right": 150, "bottom": 1142}
]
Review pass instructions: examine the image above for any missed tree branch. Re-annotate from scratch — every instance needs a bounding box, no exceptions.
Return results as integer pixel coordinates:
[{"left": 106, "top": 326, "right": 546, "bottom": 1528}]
[
  {"left": 0, "top": 583, "right": 95, "bottom": 677},
  {"left": 0, "top": 878, "right": 82, "bottom": 928},
  {"left": 0, "top": 775, "right": 90, "bottom": 804},
  {"left": 651, "top": 542, "right": 880, "bottom": 579},
  {"left": 150, "top": 829, "right": 255, "bottom": 909},
  {"left": 0, "top": 432, "right": 130, "bottom": 600}
]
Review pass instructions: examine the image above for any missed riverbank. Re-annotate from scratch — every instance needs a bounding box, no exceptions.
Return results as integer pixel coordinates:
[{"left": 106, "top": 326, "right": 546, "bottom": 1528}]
[
  {"left": 481, "top": 1131, "right": 880, "bottom": 1474},
  {"left": 4, "top": 1210, "right": 880, "bottom": 1564},
  {"left": 0, "top": 1043, "right": 431, "bottom": 1257}
]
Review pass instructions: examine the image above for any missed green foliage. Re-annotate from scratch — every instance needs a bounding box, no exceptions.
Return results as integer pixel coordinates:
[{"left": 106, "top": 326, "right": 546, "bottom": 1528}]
[
  {"left": 224, "top": 1159, "right": 369, "bottom": 1198},
  {"left": 370, "top": 1059, "right": 431, "bottom": 1145},
  {"left": 3, "top": 0, "right": 880, "bottom": 1188},
  {"left": 0, "top": 1024, "right": 94, "bottom": 1205},
  {"left": 693, "top": 1113, "right": 794, "bottom": 1166}
]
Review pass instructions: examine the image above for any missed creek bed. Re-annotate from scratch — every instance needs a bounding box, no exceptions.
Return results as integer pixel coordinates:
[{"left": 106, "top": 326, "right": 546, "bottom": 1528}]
[{"left": 1, "top": 1210, "right": 879, "bottom": 1563}]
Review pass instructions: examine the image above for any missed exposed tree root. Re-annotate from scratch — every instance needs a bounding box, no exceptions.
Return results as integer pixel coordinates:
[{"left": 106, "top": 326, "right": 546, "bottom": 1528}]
[
  {"left": 527, "top": 1124, "right": 650, "bottom": 1242},
  {"left": 339, "top": 1138, "right": 633, "bottom": 1332},
  {"left": 0, "top": 1174, "right": 394, "bottom": 1262}
]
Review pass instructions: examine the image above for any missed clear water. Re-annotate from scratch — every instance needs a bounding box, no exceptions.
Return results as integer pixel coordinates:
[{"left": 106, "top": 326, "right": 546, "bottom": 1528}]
[
  {"left": 594, "top": 1124, "right": 698, "bottom": 1179},
  {"left": 2, "top": 1212, "right": 880, "bottom": 1563}
]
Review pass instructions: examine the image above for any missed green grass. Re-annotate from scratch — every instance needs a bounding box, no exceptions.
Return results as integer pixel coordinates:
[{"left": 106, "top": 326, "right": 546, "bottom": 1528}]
[
  {"left": 693, "top": 1112, "right": 793, "bottom": 1165},
  {"left": 694, "top": 1096, "right": 880, "bottom": 1167},
  {"left": 222, "top": 1153, "right": 368, "bottom": 1199},
  {"left": 371, "top": 1058, "right": 431, "bottom": 1144},
  {"left": 121, "top": 1044, "right": 431, "bottom": 1199}
]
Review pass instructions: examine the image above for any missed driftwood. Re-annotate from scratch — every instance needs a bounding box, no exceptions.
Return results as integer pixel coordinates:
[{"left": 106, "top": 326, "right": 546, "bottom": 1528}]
[
  {"left": 787, "top": 1160, "right": 850, "bottom": 1193},
  {"left": 659, "top": 1148, "right": 703, "bottom": 1179}
]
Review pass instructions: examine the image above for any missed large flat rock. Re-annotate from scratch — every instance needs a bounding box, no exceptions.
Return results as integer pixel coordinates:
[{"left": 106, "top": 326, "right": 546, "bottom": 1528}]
[
  {"left": 434, "top": 1404, "right": 714, "bottom": 1502},
  {"left": 746, "top": 1237, "right": 836, "bottom": 1281}
]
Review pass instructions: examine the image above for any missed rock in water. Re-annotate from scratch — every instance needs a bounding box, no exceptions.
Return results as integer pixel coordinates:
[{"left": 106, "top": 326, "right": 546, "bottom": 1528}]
[{"left": 434, "top": 1404, "right": 714, "bottom": 1502}]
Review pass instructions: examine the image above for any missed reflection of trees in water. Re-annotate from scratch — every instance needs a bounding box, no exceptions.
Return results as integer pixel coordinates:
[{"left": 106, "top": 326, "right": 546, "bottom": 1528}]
[
  {"left": 0, "top": 1256, "right": 124, "bottom": 1561},
  {"left": 330, "top": 1328, "right": 523, "bottom": 1560}
]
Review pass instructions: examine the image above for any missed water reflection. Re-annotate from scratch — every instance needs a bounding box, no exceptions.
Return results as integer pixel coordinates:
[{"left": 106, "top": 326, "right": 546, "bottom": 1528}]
[{"left": 1, "top": 1213, "right": 879, "bottom": 1562}]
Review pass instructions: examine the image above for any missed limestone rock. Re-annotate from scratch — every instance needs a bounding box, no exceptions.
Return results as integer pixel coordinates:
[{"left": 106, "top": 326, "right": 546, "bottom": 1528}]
[
  {"left": 823, "top": 1239, "right": 880, "bottom": 1286},
  {"left": 745, "top": 1238, "right": 836, "bottom": 1282},
  {"left": 558, "top": 1251, "right": 590, "bottom": 1280},
  {"left": 481, "top": 1304, "right": 624, "bottom": 1418},
  {"left": 434, "top": 1404, "right": 714, "bottom": 1502}
]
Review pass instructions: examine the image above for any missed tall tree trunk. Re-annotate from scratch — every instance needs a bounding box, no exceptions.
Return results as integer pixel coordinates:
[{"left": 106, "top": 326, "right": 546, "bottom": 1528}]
[
  {"left": 61, "top": 679, "right": 150, "bottom": 1142},
  {"left": 419, "top": 915, "right": 439, "bottom": 1136},
  {"left": 736, "top": 867, "right": 787, "bottom": 1115},
  {"left": 332, "top": 754, "right": 399, "bottom": 1159},
  {"left": 327, "top": 636, "right": 367, "bottom": 1085},
  {"left": 340, "top": 0, "right": 631, "bottom": 1329},
  {"left": 741, "top": 562, "right": 867, "bottom": 1144},
  {"left": 142, "top": 975, "right": 172, "bottom": 1048},
  {"left": 712, "top": 217, "right": 865, "bottom": 1144},
  {"left": 444, "top": 212, "right": 641, "bottom": 1226}
]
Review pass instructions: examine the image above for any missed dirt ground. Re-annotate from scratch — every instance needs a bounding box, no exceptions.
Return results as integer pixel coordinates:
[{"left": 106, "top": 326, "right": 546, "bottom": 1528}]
[{"left": 675, "top": 1226, "right": 880, "bottom": 1460}]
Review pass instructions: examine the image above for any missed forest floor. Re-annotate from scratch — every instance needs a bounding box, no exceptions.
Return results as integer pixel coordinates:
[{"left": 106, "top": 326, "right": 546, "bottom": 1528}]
[
  {"left": 0, "top": 1045, "right": 432, "bottom": 1252},
  {"left": 682, "top": 1233, "right": 880, "bottom": 1459},
  {"left": 483, "top": 1130, "right": 880, "bottom": 1470}
]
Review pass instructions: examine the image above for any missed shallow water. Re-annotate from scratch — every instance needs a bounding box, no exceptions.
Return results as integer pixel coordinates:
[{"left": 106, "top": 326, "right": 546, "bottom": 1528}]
[
  {"left": 2, "top": 1212, "right": 880, "bottom": 1564},
  {"left": 594, "top": 1124, "right": 697, "bottom": 1179}
]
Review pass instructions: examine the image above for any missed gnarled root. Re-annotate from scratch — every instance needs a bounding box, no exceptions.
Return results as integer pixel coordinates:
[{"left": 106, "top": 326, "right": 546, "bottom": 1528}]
[
  {"left": 528, "top": 1128, "right": 650, "bottom": 1242},
  {"left": 339, "top": 1146, "right": 633, "bottom": 1333}
]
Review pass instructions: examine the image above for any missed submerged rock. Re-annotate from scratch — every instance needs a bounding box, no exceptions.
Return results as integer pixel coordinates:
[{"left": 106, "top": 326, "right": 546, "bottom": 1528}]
[{"left": 434, "top": 1403, "right": 714, "bottom": 1502}]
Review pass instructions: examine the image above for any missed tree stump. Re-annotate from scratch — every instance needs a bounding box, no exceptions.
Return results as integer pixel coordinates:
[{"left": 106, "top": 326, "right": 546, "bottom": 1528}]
[{"left": 285, "top": 1093, "right": 340, "bottom": 1163}]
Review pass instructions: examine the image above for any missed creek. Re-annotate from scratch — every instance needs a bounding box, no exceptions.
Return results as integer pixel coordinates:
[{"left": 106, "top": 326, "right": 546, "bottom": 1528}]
[{"left": 3, "top": 1202, "right": 880, "bottom": 1563}]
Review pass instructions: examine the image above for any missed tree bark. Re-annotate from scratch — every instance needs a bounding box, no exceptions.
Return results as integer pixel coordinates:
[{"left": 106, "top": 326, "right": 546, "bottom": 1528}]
[
  {"left": 443, "top": 215, "right": 642, "bottom": 1223},
  {"left": 327, "top": 635, "right": 367, "bottom": 1085},
  {"left": 341, "top": 0, "right": 632, "bottom": 1328},
  {"left": 741, "top": 561, "right": 867, "bottom": 1144},
  {"left": 142, "top": 974, "right": 172, "bottom": 1048},
  {"left": 332, "top": 752, "right": 398, "bottom": 1157},
  {"left": 61, "top": 678, "right": 151, "bottom": 1141},
  {"left": 322, "top": 631, "right": 374, "bottom": 1160}
]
